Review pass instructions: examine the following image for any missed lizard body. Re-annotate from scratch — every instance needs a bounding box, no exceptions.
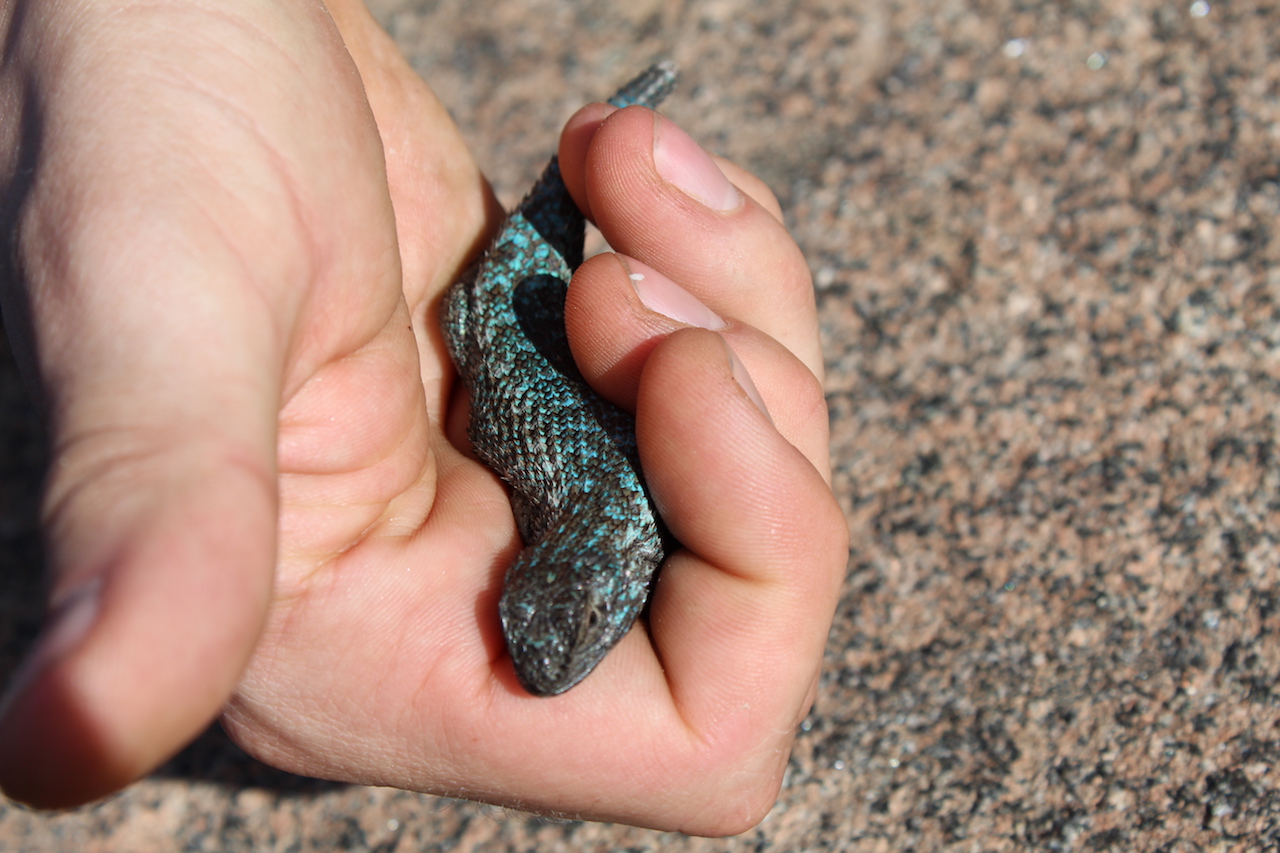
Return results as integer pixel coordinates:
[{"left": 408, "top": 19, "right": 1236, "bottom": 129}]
[{"left": 441, "top": 63, "right": 679, "bottom": 696}]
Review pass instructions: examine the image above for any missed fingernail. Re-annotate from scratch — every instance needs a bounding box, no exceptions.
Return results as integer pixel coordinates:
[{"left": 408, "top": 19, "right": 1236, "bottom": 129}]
[
  {"left": 0, "top": 581, "right": 100, "bottom": 718},
  {"left": 625, "top": 259, "right": 726, "bottom": 330},
  {"left": 653, "top": 114, "right": 741, "bottom": 211},
  {"left": 719, "top": 336, "right": 773, "bottom": 424}
]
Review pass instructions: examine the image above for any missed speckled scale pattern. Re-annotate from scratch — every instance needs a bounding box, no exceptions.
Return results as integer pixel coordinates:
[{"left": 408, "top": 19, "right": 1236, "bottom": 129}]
[{"left": 441, "top": 63, "right": 679, "bottom": 696}]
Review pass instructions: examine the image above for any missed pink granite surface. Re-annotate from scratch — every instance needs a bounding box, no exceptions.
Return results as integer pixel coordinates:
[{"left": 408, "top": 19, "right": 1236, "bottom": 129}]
[{"left": 1, "top": 0, "right": 1277, "bottom": 849}]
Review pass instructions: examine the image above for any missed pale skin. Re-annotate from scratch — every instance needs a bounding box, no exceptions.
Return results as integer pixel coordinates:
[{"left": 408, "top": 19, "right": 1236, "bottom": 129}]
[{"left": 0, "top": 0, "right": 848, "bottom": 836}]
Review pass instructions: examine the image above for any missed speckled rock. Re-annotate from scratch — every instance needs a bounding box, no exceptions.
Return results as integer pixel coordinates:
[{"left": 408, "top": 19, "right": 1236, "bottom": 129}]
[{"left": 1, "top": 0, "right": 1277, "bottom": 850}]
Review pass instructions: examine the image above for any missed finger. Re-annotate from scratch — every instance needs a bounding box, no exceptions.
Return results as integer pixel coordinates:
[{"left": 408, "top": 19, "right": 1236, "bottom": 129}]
[
  {"left": 559, "top": 104, "right": 784, "bottom": 223},
  {"left": 324, "top": 0, "right": 503, "bottom": 417},
  {"left": 326, "top": 0, "right": 500, "bottom": 307},
  {"left": 638, "top": 327, "right": 846, "bottom": 831},
  {"left": 566, "top": 252, "right": 832, "bottom": 475},
  {"left": 558, "top": 105, "right": 822, "bottom": 379},
  {"left": 558, "top": 102, "right": 614, "bottom": 222}
]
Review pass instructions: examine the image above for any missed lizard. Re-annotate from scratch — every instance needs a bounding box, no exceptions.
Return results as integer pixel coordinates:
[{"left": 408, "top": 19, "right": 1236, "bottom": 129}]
[{"left": 441, "top": 62, "right": 680, "bottom": 696}]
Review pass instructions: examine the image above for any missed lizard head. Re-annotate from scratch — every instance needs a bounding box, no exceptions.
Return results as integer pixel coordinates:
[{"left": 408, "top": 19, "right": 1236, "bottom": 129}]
[{"left": 498, "top": 545, "right": 644, "bottom": 696}]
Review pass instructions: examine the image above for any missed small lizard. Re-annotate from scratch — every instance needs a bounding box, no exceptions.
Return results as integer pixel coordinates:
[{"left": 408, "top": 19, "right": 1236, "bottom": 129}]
[{"left": 441, "top": 63, "right": 680, "bottom": 696}]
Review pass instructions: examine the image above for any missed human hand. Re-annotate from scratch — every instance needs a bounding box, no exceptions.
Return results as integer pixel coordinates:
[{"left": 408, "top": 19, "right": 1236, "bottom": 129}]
[{"left": 0, "top": 0, "right": 847, "bottom": 836}]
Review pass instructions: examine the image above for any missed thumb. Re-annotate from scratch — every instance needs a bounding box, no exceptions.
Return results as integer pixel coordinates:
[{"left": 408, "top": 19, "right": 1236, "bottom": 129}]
[
  {"left": 0, "top": 0, "right": 387, "bottom": 808},
  {"left": 0, "top": 279, "right": 280, "bottom": 808}
]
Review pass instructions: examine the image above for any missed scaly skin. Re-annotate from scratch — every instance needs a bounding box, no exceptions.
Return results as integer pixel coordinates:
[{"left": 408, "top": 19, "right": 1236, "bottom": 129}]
[{"left": 441, "top": 63, "right": 679, "bottom": 696}]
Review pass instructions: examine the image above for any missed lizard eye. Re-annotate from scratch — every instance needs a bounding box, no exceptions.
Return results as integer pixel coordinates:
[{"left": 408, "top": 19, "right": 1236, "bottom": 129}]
[{"left": 575, "top": 590, "right": 608, "bottom": 648}]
